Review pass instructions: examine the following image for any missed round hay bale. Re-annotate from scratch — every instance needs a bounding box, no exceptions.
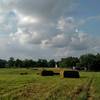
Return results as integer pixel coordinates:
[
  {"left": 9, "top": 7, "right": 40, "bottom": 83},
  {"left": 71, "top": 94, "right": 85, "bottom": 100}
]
[
  {"left": 20, "top": 72, "right": 28, "bottom": 75},
  {"left": 60, "top": 70, "right": 80, "bottom": 78},
  {"left": 53, "top": 72, "right": 60, "bottom": 75},
  {"left": 41, "top": 70, "right": 54, "bottom": 76}
]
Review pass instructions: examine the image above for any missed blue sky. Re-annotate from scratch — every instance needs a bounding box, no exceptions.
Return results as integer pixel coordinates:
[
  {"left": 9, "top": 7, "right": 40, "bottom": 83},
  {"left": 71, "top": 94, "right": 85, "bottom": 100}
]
[{"left": 0, "top": 0, "right": 100, "bottom": 60}]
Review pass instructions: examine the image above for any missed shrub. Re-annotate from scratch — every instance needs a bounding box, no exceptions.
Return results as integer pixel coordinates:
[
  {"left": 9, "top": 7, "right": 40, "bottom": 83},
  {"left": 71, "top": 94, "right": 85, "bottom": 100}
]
[
  {"left": 60, "top": 70, "right": 80, "bottom": 78},
  {"left": 41, "top": 70, "right": 54, "bottom": 76}
]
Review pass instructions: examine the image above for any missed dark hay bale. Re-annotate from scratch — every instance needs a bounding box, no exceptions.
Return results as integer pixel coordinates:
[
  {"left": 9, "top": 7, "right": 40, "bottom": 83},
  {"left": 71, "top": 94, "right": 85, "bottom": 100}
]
[
  {"left": 20, "top": 72, "right": 28, "bottom": 75},
  {"left": 32, "top": 68, "right": 38, "bottom": 70},
  {"left": 41, "top": 70, "right": 54, "bottom": 76},
  {"left": 60, "top": 70, "right": 80, "bottom": 78},
  {"left": 37, "top": 72, "right": 40, "bottom": 75},
  {"left": 53, "top": 72, "right": 60, "bottom": 75}
]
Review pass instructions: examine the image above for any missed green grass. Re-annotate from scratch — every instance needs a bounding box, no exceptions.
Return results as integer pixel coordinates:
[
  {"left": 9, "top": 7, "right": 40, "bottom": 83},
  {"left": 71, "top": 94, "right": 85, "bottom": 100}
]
[{"left": 0, "top": 68, "right": 99, "bottom": 100}]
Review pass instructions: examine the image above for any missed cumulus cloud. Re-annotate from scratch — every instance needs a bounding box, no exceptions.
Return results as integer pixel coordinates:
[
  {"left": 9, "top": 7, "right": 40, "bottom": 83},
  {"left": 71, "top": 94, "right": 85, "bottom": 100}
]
[
  {"left": 41, "top": 30, "right": 96, "bottom": 50},
  {"left": 0, "top": 0, "right": 100, "bottom": 59},
  {"left": 14, "top": 0, "right": 74, "bottom": 20},
  {"left": 54, "top": 32, "right": 99, "bottom": 58},
  {"left": 0, "top": 0, "right": 12, "bottom": 12},
  {"left": 15, "top": 10, "right": 39, "bottom": 25},
  {"left": 70, "top": 32, "right": 95, "bottom": 50},
  {"left": 41, "top": 34, "right": 70, "bottom": 48},
  {"left": 0, "top": 10, "right": 17, "bottom": 35},
  {"left": 9, "top": 15, "right": 99, "bottom": 59},
  {"left": 57, "top": 17, "right": 76, "bottom": 32},
  {"left": 9, "top": 28, "right": 44, "bottom": 45}
]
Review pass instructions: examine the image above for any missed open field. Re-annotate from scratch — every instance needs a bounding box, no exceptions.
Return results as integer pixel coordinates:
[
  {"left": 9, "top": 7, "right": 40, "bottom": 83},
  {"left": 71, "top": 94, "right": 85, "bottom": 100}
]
[{"left": 0, "top": 68, "right": 99, "bottom": 100}]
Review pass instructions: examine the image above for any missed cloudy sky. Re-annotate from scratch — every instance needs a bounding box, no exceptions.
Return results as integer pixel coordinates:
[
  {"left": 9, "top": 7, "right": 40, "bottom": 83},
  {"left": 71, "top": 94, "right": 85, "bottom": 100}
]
[{"left": 0, "top": 0, "right": 100, "bottom": 60}]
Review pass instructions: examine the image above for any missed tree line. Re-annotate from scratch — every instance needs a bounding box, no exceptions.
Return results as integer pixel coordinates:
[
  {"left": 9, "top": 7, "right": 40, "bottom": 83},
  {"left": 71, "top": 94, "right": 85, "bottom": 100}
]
[
  {"left": 0, "top": 58, "right": 56, "bottom": 68},
  {"left": 59, "top": 53, "right": 100, "bottom": 71},
  {"left": 0, "top": 53, "right": 100, "bottom": 71}
]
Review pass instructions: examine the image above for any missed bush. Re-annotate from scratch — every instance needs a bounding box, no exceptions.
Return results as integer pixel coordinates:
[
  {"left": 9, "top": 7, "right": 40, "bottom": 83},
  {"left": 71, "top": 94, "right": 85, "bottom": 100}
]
[
  {"left": 60, "top": 70, "right": 80, "bottom": 78},
  {"left": 41, "top": 70, "right": 54, "bottom": 76}
]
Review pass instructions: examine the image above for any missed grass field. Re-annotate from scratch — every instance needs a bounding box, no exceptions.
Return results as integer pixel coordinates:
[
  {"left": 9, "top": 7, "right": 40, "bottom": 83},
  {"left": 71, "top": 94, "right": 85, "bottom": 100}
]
[{"left": 0, "top": 68, "right": 99, "bottom": 100}]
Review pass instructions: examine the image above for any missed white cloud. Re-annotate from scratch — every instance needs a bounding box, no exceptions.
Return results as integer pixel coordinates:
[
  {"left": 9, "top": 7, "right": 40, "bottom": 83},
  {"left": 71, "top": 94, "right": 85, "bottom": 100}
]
[
  {"left": 10, "top": 28, "right": 43, "bottom": 45},
  {"left": 69, "top": 32, "right": 94, "bottom": 50},
  {"left": 57, "top": 17, "right": 76, "bottom": 32},
  {"left": 9, "top": 14, "right": 100, "bottom": 59},
  {"left": 77, "top": 15, "right": 100, "bottom": 27},
  {"left": 57, "top": 32, "right": 99, "bottom": 58},
  {"left": 0, "top": 0, "right": 100, "bottom": 59},
  {"left": 41, "top": 34, "right": 70, "bottom": 48},
  {"left": 14, "top": 0, "right": 74, "bottom": 20},
  {"left": 15, "top": 11, "right": 39, "bottom": 25},
  {"left": 0, "top": 0, "right": 16, "bottom": 13}
]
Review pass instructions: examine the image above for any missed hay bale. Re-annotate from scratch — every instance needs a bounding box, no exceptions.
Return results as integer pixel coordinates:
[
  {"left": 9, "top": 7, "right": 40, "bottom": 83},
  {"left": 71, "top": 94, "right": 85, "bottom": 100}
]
[
  {"left": 32, "top": 68, "right": 38, "bottom": 70},
  {"left": 53, "top": 72, "right": 60, "bottom": 75},
  {"left": 60, "top": 70, "right": 80, "bottom": 78},
  {"left": 20, "top": 72, "right": 28, "bottom": 75},
  {"left": 41, "top": 70, "right": 54, "bottom": 76}
]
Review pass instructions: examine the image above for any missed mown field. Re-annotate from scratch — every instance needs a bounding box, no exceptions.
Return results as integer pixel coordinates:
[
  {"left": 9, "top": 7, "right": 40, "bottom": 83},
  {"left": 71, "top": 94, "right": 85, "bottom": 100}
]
[{"left": 0, "top": 68, "right": 99, "bottom": 100}]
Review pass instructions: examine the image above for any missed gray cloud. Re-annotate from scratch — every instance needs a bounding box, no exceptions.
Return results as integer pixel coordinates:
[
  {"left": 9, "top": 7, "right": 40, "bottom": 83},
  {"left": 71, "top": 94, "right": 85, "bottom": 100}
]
[
  {"left": 9, "top": 15, "right": 99, "bottom": 59},
  {"left": 9, "top": 28, "right": 45, "bottom": 45},
  {"left": 0, "top": 0, "right": 100, "bottom": 59},
  {"left": 15, "top": 0, "right": 74, "bottom": 20}
]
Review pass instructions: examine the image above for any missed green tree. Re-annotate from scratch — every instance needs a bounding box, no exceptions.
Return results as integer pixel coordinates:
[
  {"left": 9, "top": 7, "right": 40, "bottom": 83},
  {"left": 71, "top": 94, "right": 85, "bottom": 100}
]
[
  {"left": 8, "top": 57, "right": 15, "bottom": 67},
  {"left": 15, "top": 59, "right": 23, "bottom": 68},
  {"left": 79, "top": 54, "right": 96, "bottom": 71},
  {"left": 48, "top": 59, "right": 55, "bottom": 67},
  {"left": 0, "top": 59, "right": 7, "bottom": 68},
  {"left": 37, "top": 59, "right": 48, "bottom": 67},
  {"left": 59, "top": 57, "right": 79, "bottom": 68}
]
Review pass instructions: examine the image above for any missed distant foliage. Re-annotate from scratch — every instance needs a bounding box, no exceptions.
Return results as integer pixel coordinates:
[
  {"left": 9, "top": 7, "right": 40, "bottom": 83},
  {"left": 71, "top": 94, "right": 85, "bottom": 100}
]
[
  {"left": 59, "top": 53, "right": 100, "bottom": 71},
  {"left": 0, "top": 59, "right": 7, "bottom": 68},
  {"left": 0, "top": 57, "right": 56, "bottom": 68},
  {"left": 48, "top": 59, "right": 56, "bottom": 67},
  {"left": 59, "top": 57, "right": 79, "bottom": 68},
  {"left": 0, "top": 53, "right": 100, "bottom": 71},
  {"left": 79, "top": 53, "right": 100, "bottom": 71}
]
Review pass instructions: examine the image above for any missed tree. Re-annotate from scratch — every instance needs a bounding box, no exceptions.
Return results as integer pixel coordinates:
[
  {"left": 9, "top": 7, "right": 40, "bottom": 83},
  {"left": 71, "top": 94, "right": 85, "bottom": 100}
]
[
  {"left": 15, "top": 59, "right": 23, "bottom": 68},
  {"left": 59, "top": 57, "right": 79, "bottom": 68},
  {"left": 8, "top": 57, "right": 15, "bottom": 67},
  {"left": 22, "top": 59, "right": 34, "bottom": 68},
  {"left": 95, "top": 53, "right": 100, "bottom": 71},
  {"left": 79, "top": 54, "right": 96, "bottom": 71},
  {"left": 48, "top": 59, "right": 55, "bottom": 67},
  {"left": 0, "top": 59, "right": 7, "bottom": 68},
  {"left": 37, "top": 59, "right": 48, "bottom": 67},
  {"left": 0, "top": 53, "right": 100, "bottom": 71}
]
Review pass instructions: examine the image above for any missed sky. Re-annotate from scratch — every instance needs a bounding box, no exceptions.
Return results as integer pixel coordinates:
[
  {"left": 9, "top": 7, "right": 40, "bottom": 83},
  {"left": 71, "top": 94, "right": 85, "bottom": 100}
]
[{"left": 0, "top": 0, "right": 100, "bottom": 60}]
